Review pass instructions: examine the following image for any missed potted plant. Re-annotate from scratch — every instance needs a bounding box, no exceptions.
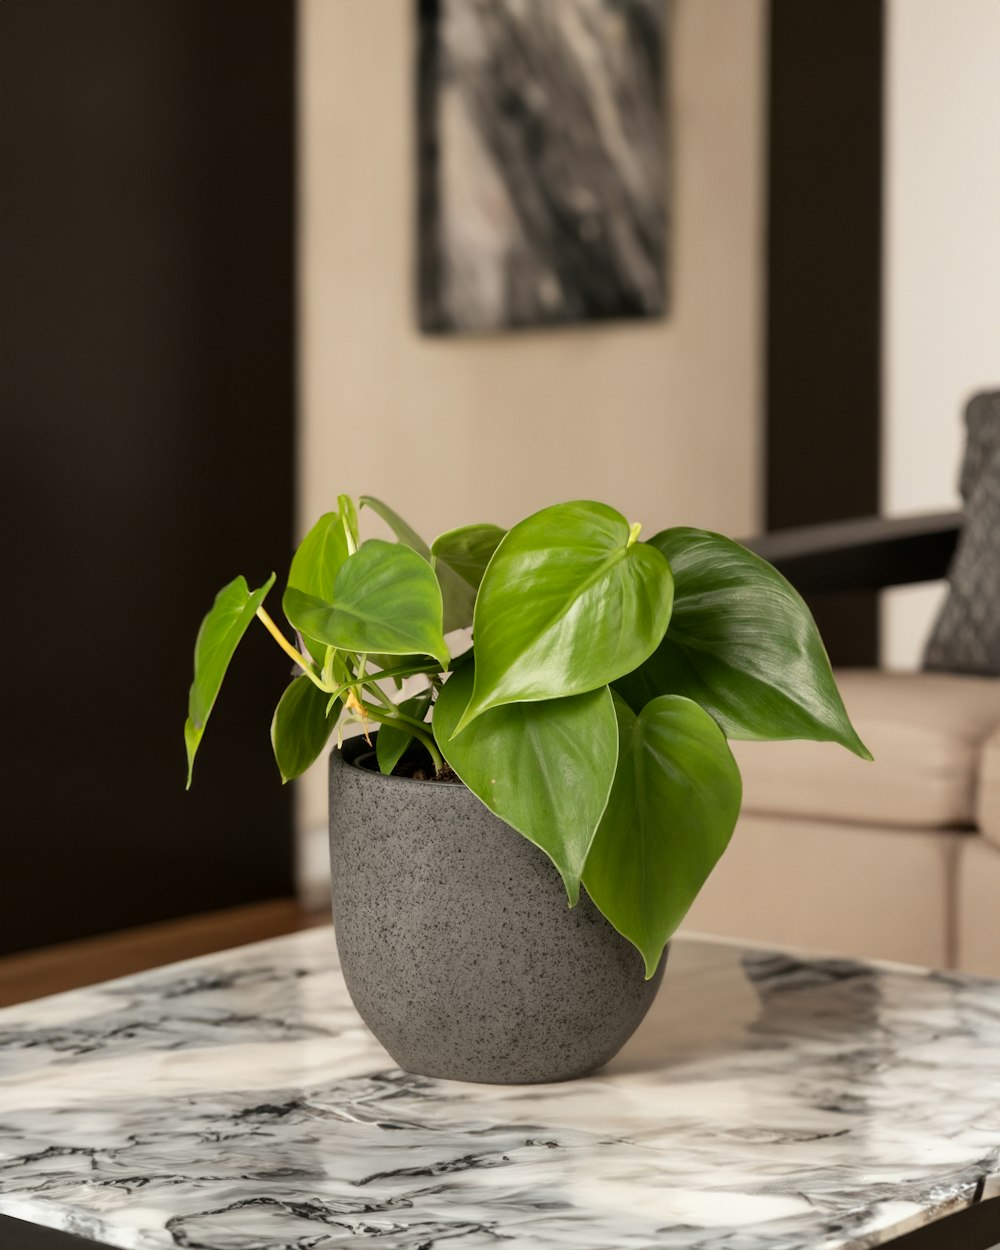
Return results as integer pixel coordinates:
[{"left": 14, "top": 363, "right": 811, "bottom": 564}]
[{"left": 185, "top": 496, "right": 869, "bottom": 1084}]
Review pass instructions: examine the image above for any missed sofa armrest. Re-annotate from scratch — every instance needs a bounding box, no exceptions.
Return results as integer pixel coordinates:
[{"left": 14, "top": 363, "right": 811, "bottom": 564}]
[
  {"left": 742, "top": 512, "right": 963, "bottom": 593},
  {"left": 978, "top": 726, "right": 1000, "bottom": 852}
]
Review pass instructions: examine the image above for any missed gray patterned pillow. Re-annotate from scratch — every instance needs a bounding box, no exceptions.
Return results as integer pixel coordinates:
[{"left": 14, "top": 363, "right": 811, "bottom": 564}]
[{"left": 923, "top": 391, "right": 1000, "bottom": 675}]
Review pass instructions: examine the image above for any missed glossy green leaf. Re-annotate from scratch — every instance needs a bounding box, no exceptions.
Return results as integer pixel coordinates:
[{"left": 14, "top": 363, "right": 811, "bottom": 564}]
[
  {"left": 184, "top": 572, "right": 276, "bottom": 787},
  {"left": 434, "top": 662, "right": 618, "bottom": 904},
  {"left": 584, "top": 694, "right": 742, "bottom": 977},
  {"left": 283, "top": 511, "right": 352, "bottom": 663},
  {"left": 271, "top": 675, "right": 337, "bottom": 782},
  {"left": 375, "top": 690, "right": 433, "bottom": 776},
  {"left": 283, "top": 540, "right": 449, "bottom": 669},
  {"left": 615, "top": 529, "right": 871, "bottom": 759},
  {"left": 360, "top": 495, "right": 477, "bottom": 633},
  {"left": 431, "top": 523, "right": 506, "bottom": 591},
  {"left": 453, "top": 501, "right": 674, "bottom": 733},
  {"left": 284, "top": 510, "right": 351, "bottom": 605},
  {"left": 440, "top": 578, "right": 478, "bottom": 634}
]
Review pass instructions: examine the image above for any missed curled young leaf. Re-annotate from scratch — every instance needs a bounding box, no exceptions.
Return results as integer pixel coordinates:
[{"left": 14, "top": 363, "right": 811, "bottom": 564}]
[{"left": 337, "top": 494, "right": 359, "bottom": 551}]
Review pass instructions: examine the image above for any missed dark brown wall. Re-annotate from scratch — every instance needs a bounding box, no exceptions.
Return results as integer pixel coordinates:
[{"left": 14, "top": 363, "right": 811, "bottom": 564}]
[
  {"left": 0, "top": 1, "right": 296, "bottom": 952},
  {"left": 767, "top": 0, "right": 884, "bottom": 665}
]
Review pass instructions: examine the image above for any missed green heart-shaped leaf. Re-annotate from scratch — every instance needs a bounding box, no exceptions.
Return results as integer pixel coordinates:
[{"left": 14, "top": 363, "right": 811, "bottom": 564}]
[
  {"left": 271, "top": 675, "right": 337, "bottom": 782},
  {"left": 584, "top": 693, "right": 742, "bottom": 977},
  {"left": 283, "top": 510, "right": 352, "bottom": 663},
  {"left": 360, "top": 495, "right": 479, "bottom": 634},
  {"left": 434, "top": 662, "right": 618, "bottom": 905},
  {"left": 454, "top": 501, "right": 673, "bottom": 732},
  {"left": 184, "top": 572, "right": 276, "bottom": 787},
  {"left": 284, "top": 539, "right": 449, "bottom": 669},
  {"left": 284, "top": 509, "right": 351, "bottom": 608},
  {"left": 615, "top": 529, "right": 871, "bottom": 758},
  {"left": 431, "top": 523, "right": 506, "bottom": 591}
]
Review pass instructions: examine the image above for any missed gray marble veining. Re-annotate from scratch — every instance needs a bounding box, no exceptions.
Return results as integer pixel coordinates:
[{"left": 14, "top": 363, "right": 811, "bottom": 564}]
[
  {"left": 418, "top": 0, "right": 668, "bottom": 333},
  {"left": 1, "top": 929, "right": 999, "bottom": 1248}
]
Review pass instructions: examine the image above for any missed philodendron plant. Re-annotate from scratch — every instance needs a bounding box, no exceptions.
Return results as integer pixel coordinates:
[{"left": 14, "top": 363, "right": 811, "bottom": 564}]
[{"left": 185, "top": 496, "right": 870, "bottom": 977}]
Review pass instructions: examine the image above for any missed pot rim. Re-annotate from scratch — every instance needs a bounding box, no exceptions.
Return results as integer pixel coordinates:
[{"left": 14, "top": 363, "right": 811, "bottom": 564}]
[{"left": 332, "top": 735, "right": 471, "bottom": 791}]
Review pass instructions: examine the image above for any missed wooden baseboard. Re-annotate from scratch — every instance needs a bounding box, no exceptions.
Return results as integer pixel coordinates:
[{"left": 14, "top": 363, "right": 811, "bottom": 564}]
[{"left": 0, "top": 900, "right": 329, "bottom": 1007}]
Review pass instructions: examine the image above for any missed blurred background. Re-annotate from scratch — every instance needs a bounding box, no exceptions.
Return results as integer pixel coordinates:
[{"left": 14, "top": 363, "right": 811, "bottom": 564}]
[{"left": 2, "top": 0, "right": 998, "bottom": 998}]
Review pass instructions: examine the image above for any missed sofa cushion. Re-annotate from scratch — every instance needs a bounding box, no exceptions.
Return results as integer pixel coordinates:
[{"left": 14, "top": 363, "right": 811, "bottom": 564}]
[
  {"left": 978, "top": 726, "right": 1000, "bottom": 849},
  {"left": 955, "top": 836, "right": 1000, "bottom": 975},
  {"left": 684, "top": 811, "right": 956, "bottom": 969},
  {"left": 924, "top": 391, "right": 1000, "bottom": 675},
  {"left": 731, "top": 669, "right": 1000, "bottom": 829}
]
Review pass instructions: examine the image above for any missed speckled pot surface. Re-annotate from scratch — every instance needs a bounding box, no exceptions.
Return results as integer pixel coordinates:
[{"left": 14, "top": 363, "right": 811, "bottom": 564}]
[{"left": 328, "top": 737, "right": 665, "bottom": 1084}]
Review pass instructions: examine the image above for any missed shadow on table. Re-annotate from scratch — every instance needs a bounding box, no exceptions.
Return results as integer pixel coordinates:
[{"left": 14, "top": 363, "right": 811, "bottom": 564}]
[{"left": 606, "top": 940, "right": 885, "bottom": 1078}]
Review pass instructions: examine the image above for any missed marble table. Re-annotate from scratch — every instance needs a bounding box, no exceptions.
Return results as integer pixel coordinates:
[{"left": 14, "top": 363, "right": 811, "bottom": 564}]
[{"left": 1, "top": 930, "right": 999, "bottom": 1250}]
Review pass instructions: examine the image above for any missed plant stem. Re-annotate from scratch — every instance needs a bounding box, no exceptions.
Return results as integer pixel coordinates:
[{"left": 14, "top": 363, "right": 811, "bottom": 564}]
[
  {"left": 363, "top": 679, "right": 402, "bottom": 714},
  {"left": 365, "top": 681, "right": 440, "bottom": 735},
  {"left": 376, "top": 659, "right": 443, "bottom": 685},
  {"left": 363, "top": 681, "right": 441, "bottom": 740},
  {"left": 379, "top": 703, "right": 435, "bottom": 734},
  {"left": 255, "top": 613, "right": 444, "bottom": 773},
  {"left": 255, "top": 607, "right": 328, "bottom": 692},
  {"left": 360, "top": 698, "right": 443, "bottom": 773}
]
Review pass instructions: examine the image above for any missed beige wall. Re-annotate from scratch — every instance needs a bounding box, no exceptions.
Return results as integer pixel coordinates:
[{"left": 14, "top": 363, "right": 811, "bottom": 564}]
[
  {"left": 881, "top": 0, "right": 1000, "bottom": 669},
  {"left": 296, "top": 0, "right": 767, "bottom": 857}
]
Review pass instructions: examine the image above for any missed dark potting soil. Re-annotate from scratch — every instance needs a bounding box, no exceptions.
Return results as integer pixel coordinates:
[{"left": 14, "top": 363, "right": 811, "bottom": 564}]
[
  {"left": 352, "top": 742, "right": 463, "bottom": 785},
  {"left": 395, "top": 760, "right": 461, "bottom": 784}
]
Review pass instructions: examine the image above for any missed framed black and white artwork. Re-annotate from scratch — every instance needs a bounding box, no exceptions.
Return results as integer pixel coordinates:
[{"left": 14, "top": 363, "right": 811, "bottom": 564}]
[{"left": 417, "top": 0, "right": 668, "bottom": 334}]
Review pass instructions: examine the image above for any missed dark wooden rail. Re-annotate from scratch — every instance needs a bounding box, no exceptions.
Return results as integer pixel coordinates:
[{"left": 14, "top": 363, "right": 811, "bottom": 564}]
[{"left": 744, "top": 511, "right": 963, "bottom": 594}]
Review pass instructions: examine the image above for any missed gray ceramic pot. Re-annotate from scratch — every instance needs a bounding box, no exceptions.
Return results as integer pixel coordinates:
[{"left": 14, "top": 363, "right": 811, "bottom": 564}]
[{"left": 328, "top": 737, "right": 665, "bottom": 1084}]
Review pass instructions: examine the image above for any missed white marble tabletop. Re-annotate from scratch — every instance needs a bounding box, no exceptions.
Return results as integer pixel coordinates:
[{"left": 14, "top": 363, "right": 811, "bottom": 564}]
[{"left": 1, "top": 928, "right": 999, "bottom": 1250}]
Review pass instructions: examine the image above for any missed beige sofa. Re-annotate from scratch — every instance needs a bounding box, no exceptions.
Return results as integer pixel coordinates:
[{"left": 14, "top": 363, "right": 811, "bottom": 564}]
[{"left": 685, "top": 669, "right": 1000, "bottom": 975}]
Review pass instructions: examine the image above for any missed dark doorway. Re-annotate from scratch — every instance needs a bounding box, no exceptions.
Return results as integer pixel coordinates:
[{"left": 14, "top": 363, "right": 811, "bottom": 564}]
[
  {"left": 1, "top": 1, "right": 296, "bottom": 952},
  {"left": 766, "top": 0, "right": 884, "bottom": 665}
]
